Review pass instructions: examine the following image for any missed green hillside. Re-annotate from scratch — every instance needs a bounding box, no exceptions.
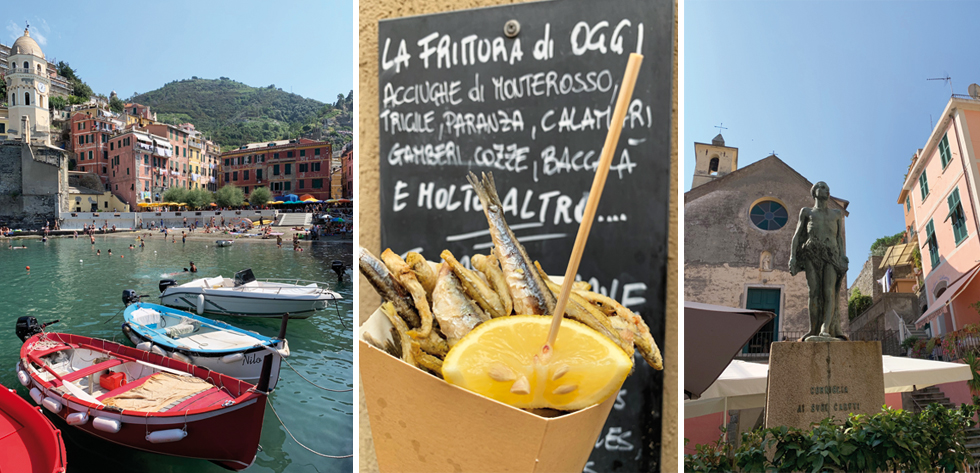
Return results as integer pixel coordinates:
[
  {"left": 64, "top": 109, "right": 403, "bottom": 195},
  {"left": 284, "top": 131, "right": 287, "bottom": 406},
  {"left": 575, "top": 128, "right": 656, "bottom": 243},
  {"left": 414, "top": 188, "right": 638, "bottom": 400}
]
[{"left": 129, "top": 78, "right": 352, "bottom": 151}]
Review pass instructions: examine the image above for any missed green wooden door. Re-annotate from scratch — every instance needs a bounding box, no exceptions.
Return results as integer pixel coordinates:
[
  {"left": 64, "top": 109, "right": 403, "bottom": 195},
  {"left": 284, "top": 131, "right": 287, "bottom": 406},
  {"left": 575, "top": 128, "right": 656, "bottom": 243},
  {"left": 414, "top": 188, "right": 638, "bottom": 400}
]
[{"left": 743, "top": 288, "right": 780, "bottom": 354}]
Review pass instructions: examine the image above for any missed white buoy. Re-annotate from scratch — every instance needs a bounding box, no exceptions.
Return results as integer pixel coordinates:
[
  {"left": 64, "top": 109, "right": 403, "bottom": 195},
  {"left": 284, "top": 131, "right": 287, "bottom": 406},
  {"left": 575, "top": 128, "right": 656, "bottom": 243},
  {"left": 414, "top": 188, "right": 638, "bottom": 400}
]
[
  {"left": 17, "top": 369, "right": 29, "bottom": 387},
  {"left": 220, "top": 353, "right": 244, "bottom": 364},
  {"left": 196, "top": 294, "right": 205, "bottom": 314},
  {"left": 147, "top": 429, "right": 187, "bottom": 443},
  {"left": 93, "top": 417, "right": 121, "bottom": 433},
  {"left": 79, "top": 259, "right": 83, "bottom": 263},
  {"left": 150, "top": 345, "right": 166, "bottom": 357},
  {"left": 172, "top": 352, "right": 193, "bottom": 364},
  {"left": 136, "top": 341, "right": 152, "bottom": 351},
  {"left": 67, "top": 412, "right": 89, "bottom": 425},
  {"left": 29, "top": 388, "right": 42, "bottom": 404},
  {"left": 42, "top": 397, "right": 62, "bottom": 413}
]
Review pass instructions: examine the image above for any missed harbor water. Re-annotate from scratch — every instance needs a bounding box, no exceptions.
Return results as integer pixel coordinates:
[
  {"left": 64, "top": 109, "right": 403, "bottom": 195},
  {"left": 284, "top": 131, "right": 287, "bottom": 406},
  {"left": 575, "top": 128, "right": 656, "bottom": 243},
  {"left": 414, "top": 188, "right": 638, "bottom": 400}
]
[{"left": 0, "top": 234, "right": 353, "bottom": 472}]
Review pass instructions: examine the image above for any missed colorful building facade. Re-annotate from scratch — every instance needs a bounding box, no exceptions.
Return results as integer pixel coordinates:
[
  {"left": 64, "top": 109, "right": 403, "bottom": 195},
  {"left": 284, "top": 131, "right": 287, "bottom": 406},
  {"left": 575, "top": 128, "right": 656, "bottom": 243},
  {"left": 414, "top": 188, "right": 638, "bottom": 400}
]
[
  {"left": 342, "top": 142, "right": 353, "bottom": 199},
  {"left": 900, "top": 97, "right": 980, "bottom": 335},
  {"left": 219, "top": 138, "right": 332, "bottom": 201}
]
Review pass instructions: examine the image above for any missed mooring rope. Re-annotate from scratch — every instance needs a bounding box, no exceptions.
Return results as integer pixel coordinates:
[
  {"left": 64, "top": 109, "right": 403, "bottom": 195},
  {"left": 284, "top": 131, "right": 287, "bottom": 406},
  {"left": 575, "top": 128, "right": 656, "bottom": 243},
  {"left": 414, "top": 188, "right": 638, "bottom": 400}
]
[
  {"left": 266, "top": 398, "right": 352, "bottom": 459},
  {"left": 281, "top": 357, "right": 353, "bottom": 392}
]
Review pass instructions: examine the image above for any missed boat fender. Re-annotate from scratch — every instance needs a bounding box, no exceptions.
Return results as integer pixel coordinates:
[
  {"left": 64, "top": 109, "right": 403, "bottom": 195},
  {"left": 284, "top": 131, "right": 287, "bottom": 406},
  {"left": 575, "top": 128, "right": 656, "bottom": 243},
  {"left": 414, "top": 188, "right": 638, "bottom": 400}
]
[
  {"left": 93, "top": 416, "right": 121, "bottom": 433},
  {"left": 17, "top": 369, "right": 30, "bottom": 387},
  {"left": 29, "top": 387, "right": 43, "bottom": 405},
  {"left": 42, "top": 397, "right": 62, "bottom": 414},
  {"left": 220, "top": 353, "right": 244, "bottom": 364},
  {"left": 146, "top": 428, "right": 187, "bottom": 444},
  {"left": 150, "top": 344, "right": 167, "bottom": 357},
  {"left": 172, "top": 352, "right": 193, "bottom": 364},
  {"left": 66, "top": 411, "right": 89, "bottom": 425},
  {"left": 136, "top": 341, "right": 153, "bottom": 352},
  {"left": 196, "top": 294, "right": 205, "bottom": 315}
]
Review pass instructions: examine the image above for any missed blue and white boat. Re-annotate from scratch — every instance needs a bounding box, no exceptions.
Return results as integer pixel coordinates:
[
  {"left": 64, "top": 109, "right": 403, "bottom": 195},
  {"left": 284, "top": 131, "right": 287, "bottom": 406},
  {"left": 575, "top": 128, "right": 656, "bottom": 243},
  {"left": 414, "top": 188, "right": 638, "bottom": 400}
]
[{"left": 120, "top": 298, "right": 288, "bottom": 390}]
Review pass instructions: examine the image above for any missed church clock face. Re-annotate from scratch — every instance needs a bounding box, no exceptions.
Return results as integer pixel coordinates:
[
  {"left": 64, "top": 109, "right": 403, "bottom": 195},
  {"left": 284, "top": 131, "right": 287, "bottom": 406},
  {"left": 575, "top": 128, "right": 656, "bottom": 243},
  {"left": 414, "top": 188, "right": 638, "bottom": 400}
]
[{"left": 36, "top": 82, "right": 47, "bottom": 94}]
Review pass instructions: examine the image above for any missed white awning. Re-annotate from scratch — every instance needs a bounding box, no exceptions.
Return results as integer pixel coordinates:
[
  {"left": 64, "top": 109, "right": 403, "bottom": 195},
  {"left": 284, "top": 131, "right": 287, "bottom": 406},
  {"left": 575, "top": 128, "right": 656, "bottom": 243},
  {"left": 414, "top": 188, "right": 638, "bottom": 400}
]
[
  {"left": 684, "top": 356, "right": 972, "bottom": 418},
  {"left": 914, "top": 263, "right": 980, "bottom": 328},
  {"left": 153, "top": 138, "right": 172, "bottom": 148}
]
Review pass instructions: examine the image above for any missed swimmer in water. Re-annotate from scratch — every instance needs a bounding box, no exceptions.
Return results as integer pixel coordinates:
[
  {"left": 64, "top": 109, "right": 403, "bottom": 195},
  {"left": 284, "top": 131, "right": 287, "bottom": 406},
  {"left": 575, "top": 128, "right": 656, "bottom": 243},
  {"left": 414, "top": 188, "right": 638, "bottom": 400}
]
[
  {"left": 190, "top": 261, "right": 197, "bottom": 273},
  {"left": 97, "top": 249, "right": 101, "bottom": 256},
  {"left": 108, "top": 249, "right": 112, "bottom": 256}
]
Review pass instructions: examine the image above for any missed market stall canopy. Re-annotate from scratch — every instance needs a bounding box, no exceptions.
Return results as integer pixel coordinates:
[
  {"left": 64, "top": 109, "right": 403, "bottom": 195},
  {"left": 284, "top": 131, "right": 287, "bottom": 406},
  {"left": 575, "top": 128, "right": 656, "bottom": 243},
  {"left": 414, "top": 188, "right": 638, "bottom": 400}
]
[
  {"left": 684, "top": 356, "right": 973, "bottom": 418},
  {"left": 284, "top": 194, "right": 299, "bottom": 202},
  {"left": 684, "top": 301, "right": 775, "bottom": 399},
  {"left": 299, "top": 194, "right": 315, "bottom": 201}
]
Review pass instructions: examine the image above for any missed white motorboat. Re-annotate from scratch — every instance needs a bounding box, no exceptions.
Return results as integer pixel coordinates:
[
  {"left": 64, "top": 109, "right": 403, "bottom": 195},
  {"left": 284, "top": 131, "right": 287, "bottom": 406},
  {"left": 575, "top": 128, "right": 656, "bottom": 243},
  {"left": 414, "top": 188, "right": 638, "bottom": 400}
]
[{"left": 159, "top": 269, "right": 341, "bottom": 319}]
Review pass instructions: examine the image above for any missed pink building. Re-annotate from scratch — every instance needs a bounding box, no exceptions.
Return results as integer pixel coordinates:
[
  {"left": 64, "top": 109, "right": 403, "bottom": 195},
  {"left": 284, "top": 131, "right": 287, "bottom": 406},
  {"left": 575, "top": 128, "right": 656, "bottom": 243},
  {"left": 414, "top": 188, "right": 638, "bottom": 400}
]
[
  {"left": 100, "top": 127, "right": 173, "bottom": 206},
  {"left": 341, "top": 142, "right": 353, "bottom": 199},
  {"left": 69, "top": 109, "right": 120, "bottom": 189},
  {"left": 900, "top": 97, "right": 980, "bottom": 335}
]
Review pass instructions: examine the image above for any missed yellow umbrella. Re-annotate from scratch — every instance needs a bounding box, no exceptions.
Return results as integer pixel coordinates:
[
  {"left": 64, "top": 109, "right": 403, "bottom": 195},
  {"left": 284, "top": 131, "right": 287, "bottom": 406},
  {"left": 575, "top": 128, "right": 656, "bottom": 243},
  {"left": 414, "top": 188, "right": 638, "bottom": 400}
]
[
  {"left": 266, "top": 201, "right": 278, "bottom": 205},
  {"left": 137, "top": 203, "right": 151, "bottom": 207},
  {"left": 303, "top": 198, "right": 318, "bottom": 202},
  {"left": 177, "top": 203, "right": 187, "bottom": 206},
  {"left": 273, "top": 201, "right": 284, "bottom": 204}
]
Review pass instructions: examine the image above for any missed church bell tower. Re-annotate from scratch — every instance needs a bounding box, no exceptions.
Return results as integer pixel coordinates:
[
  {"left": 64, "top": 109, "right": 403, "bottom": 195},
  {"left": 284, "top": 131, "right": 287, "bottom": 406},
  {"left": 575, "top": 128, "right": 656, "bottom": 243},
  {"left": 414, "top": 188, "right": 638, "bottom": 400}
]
[
  {"left": 692, "top": 133, "right": 738, "bottom": 188},
  {"left": 6, "top": 26, "right": 51, "bottom": 144}
]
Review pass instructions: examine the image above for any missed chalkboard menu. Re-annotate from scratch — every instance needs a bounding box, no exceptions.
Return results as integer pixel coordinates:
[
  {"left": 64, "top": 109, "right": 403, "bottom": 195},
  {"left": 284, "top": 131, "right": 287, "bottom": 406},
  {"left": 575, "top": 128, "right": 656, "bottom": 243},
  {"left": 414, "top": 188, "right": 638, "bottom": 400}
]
[{"left": 378, "top": 0, "right": 671, "bottom": 470}]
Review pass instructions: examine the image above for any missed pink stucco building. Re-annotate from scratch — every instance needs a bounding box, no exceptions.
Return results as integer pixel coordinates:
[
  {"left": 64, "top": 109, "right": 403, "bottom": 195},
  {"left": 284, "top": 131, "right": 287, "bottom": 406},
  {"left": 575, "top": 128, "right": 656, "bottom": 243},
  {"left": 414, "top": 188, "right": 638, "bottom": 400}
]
[{"left": 900, "top": 97, "right": 980, "bottom": 335}]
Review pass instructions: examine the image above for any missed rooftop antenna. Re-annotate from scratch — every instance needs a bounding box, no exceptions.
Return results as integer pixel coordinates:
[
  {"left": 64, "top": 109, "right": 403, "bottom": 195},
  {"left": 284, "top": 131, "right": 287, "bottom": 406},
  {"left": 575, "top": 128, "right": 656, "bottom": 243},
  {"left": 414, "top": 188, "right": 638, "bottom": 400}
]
[{"left": 927, "top": 74, "right": 953, "bottom": 96}]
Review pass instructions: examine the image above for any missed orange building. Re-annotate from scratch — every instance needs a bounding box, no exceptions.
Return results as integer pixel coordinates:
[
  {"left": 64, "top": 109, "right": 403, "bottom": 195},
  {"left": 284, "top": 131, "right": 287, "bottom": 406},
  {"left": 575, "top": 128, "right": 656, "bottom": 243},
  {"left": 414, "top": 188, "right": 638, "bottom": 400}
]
[{"left": 219, "top": 138, "right": 332, "bottom": 201}]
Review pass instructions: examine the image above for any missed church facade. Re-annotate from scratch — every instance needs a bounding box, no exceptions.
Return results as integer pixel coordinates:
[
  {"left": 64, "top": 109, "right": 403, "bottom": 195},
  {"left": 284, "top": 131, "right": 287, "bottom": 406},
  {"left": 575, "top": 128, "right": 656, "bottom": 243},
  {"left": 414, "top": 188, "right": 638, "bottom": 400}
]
[{"left": 684, "top": 135, "right": 850, "bottom": 352}]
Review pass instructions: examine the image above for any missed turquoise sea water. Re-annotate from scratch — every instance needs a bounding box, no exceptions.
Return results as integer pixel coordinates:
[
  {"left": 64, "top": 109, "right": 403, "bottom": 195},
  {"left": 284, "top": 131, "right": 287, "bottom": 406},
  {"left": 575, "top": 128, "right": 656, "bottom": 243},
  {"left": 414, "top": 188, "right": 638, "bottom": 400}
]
[{"left": 0, "top": 235, "right": 353, "bottom": 473}]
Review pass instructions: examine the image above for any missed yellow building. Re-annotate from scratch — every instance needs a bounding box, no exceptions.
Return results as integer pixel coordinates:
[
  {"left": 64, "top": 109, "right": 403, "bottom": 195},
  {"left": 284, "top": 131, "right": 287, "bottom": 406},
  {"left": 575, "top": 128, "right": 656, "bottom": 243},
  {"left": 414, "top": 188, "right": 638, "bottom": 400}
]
[
  {"left": 68, "top": 171, "right": 129, "bottom": 212},
  {"left": 0, "top": 107, "right": 8, "bottom": 140}
]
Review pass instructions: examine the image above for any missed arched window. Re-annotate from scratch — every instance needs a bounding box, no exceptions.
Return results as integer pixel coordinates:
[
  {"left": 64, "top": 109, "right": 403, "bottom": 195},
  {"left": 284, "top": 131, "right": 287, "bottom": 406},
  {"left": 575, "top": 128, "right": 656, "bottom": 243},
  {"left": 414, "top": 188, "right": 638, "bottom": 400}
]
[
  {"left": 23, "top": 61, "right": 28, "bottom": 69},
  {"left": 24, "top": 92, "right": 30, "bottom": 106},
  {"left": 708, "top": 157, "right": 720, "bottom": 175},
  {"left": 36, "top": 64, "right": 41, "bottom": 74},
  {"left": 10, "top": 93, "right": 14, "bottom": 106}
]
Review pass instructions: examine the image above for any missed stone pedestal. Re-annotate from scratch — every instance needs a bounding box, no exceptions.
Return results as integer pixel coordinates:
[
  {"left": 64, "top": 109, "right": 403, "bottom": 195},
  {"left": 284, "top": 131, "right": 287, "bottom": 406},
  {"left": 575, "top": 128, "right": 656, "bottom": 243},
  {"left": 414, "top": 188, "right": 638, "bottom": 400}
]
[{"left": 764, "top": 341, "right": 884, "bottom": 429}]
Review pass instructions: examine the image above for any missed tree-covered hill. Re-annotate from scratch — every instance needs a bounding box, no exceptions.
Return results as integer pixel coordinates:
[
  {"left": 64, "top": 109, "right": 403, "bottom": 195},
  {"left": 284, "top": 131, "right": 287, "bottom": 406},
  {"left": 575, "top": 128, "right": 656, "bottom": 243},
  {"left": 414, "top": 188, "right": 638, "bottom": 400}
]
[{"left": 129, "top": 78, "right": 351, "bottom": 151}]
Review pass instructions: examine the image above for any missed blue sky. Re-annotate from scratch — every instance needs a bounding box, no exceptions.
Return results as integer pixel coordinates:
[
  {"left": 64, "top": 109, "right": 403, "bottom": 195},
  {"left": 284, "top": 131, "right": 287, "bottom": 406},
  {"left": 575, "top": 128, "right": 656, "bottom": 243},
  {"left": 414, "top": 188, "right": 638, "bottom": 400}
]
[
  {"left": 5, "top": 0, "right": 353, "bottom": 103},
  {"left": 685, "top": 0, "right": 973, "bottom": 285}
]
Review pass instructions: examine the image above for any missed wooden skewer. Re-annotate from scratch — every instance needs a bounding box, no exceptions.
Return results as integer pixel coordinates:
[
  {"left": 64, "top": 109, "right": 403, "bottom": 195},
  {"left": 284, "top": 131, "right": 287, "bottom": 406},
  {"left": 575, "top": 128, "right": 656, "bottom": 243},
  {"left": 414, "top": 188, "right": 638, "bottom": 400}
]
[{"left": 544, "top": 53, "right": 644, "bottom": 352}]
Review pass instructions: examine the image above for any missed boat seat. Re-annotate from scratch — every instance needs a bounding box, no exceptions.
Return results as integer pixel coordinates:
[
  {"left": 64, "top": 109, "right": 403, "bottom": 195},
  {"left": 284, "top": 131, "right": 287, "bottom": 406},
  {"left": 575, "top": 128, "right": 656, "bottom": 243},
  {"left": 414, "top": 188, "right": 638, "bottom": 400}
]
[
  {"left": 61, "top": 359, "right": 123, "bottom": 383},
  {"left": 205, "top": 277, "right": 224, "bottom": 288},
  {"left": 130, "top": 307, "right": 161, "bottom": 326}
]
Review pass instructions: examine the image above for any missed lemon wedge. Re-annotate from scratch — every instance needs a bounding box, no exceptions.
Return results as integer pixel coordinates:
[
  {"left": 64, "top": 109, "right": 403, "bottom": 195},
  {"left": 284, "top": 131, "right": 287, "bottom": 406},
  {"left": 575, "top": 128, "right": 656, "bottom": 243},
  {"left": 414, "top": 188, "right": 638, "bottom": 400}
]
[{"left": 442, "top": 315, "right": 632, "bottom": 410}]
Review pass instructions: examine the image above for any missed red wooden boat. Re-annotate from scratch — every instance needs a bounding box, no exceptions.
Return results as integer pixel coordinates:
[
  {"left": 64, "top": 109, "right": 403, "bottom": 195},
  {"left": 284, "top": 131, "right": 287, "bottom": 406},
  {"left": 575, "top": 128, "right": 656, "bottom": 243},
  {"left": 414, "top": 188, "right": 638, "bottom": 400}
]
[
  {"left": 0, "top": 384, "right": 66, "bottom": 473},
  {"left": 17, "top": 330, "right": 272, "bottom": 471}
]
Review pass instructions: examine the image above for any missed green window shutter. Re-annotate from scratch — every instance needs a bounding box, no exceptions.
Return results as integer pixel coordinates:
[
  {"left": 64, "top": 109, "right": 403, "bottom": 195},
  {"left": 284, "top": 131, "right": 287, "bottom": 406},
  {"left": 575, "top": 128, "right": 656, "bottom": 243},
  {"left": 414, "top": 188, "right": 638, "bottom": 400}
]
[
  {"left": 926, "top": 219, "right": 940, "bottom": 268},
  {"left": 920, "top": 171, "right": 929, "bottom": 200},
  {"left": 940, "top": 134, "right": 952, "bottom": 168},
  {"left": 906, "top": 196, "right": 911, "bottom": 212},
  {"left": 947, "top": 188, "right": 968, "bottom": 244}
]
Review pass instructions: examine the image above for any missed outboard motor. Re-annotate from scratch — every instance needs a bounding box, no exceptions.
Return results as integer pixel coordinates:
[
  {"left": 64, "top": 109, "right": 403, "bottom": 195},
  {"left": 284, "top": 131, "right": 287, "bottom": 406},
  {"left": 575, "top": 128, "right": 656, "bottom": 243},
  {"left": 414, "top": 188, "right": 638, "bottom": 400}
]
[
  {"left": 331, "top": 261, "right": 345, "bottom": 281},
  {"left": 159, "top": 279, "right": 178, "bottom": 294},
  {"left": 16, "top": 316, "right": 58, "bottom": 342},
  {"left": 122, "top": 289, "right": 141, "bottom": 307}
]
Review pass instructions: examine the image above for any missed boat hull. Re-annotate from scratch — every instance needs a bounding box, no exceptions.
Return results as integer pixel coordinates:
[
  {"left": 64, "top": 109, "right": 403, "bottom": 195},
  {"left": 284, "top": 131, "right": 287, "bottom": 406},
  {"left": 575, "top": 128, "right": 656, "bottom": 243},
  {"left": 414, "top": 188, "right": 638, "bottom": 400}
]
[
  {"left": 121, "top": 323, "right": 283, "bottom": 389},
  {"left": 18, "top": 333, "right": 267, "bottom": 471},
  {"left": 161, "top": 289, "right": 328, "bottom": 318},
  {"left": 0, "top": 385, "right": 66, "bottom": 473}
]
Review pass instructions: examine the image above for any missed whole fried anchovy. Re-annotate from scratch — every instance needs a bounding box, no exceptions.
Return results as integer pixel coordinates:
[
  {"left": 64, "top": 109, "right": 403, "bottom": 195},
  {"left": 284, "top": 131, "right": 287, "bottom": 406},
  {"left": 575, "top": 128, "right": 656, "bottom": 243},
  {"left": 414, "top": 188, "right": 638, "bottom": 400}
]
[
  {"left": 467, "top": 172, "right": 556, "bottom": 315},
  {"left": 431, "top": 263, "right": 489, "bottom": 346},
  {"left": 359, "top": 246, "right": 421, "bottom": 328}
]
